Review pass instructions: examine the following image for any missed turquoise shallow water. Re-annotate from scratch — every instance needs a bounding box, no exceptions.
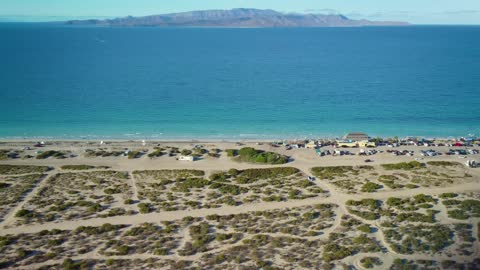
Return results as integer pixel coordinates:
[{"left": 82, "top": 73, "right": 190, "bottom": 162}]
[{"left": 0, "top": 24, "right": 479, "bottom": 140}]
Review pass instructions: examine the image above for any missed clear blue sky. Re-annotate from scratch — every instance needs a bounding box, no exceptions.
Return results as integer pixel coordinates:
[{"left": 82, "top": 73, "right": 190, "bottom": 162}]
[{"left": 1, "top": 0, "right": 480, "bottom": 24}]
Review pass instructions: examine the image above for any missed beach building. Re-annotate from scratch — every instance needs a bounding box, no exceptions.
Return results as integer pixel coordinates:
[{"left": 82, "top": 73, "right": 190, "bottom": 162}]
[
  {"left": 344, "top": 132, "right": 369, "bottom": 142},
  {"left": 337, "top": 140, "right": 376, "bottom": 148}
]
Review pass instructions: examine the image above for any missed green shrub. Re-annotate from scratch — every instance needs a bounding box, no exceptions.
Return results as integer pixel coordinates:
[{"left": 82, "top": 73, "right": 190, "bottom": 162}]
[
  {"left": 138, "top": 203, "right": 153, "bottom": 214},
  {"left": 381, "top": 161, "right": 425, "bottom": 170},
  {"left": 15, "top": 209, "right": 35, "bottom": 218},
  {"left": 458, "top": 200, "right": 480, "bottom": 216},
  {"left": 153, "top": 248, "right": 168, "bottom": 255},
  {"left": 386, "top": 197, "right": 404, "bottom": 207},
  {"left": 440, "top": 193, "right": 458, "bottom": 199},
  {"left": 0, "top": 165, "right": 50, "bottom": 174},
  {"left": 405, "top": 183, "right": 419, "bottom": 189},
  {"left": 104, "top": 187, "right": 121, "bottom": 194},
  {"left": 442, "top": 199, "right": 461, "bottom": 206},
  {"left": 235, "top": 147, "right": 289, "bottom": 164},
  {"left": 346, "top": 199, "right": 381, "bottom": 210},
  {"left": 361, "top": 182, "right": 382, "bottom": 192},
  {"left": 427, "top": 161, "right": 461, "bottom": 167},
  {"left": 0, "top": 182, "right": 11, "bottom": 189},
  {"left": 357, "top": 224, "right": 373, "bottom": 233},
  {"left": 147, "top": 149, "right": 164, "bottom": 158},
  {"left": 262, "top": 195, "right": 284, "bottom": 202},
  {"left": 311, "top": 166, "right": 354, "bottom": 179},
  {"left": 127, "top": 151, "right": 143, "bottom": 159},
  {"left": 413, "top": 194, "right": 435, "bottom": 204},
  {"left": 360, "top": 257, "right": 382, "bottom": 269},
  {"left": 36, "top": 150, "right": 66, "bottom": 159},
  {"left": 124, "top": 199, "right": 134, "bottom": 204},
  {"left": 227, "top": 168, "right": 239, "bottom": 176},
  {"left": 226, "top": 149, "right": 238, "bottom": 157},
  {"left": 115, "top": 245, "right": 129, "bottom": 255},
  {"left": 210, "top": 183, "right": 245, "bottom": 195},
  {"left": 181, "top": 149, "right": 192, "bottom": 156},
  {"left": 240, "top": 167, "right": 299, "bottom": 178},
  {"left": 322, "top": 243, "right": 353, "bottom": 262},
  {"left": 62, "top": 259, "right": 88, "bottom": 270},
  {"left": 60, "top": 165, "right": 95, "bottom": 170}
]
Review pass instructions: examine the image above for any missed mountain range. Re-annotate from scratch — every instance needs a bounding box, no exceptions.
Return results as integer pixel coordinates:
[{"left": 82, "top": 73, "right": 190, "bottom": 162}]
[{"left": 66, "top": 8, "right": 409, "bottom": 27}]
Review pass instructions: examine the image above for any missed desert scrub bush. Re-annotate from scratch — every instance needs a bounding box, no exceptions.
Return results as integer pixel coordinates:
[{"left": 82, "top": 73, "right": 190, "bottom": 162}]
[
  {"left": 379, "top": 175, "right": 399, "bottom": 181},
  {"left": 15, "top": 209, "right": 36, "bottom": 218},
  {"left": 62, "top": 259, "right": 90, "bottom": 270},
  {"left": 346, "top": 199, "right": 381, "bottom": 210},
  {"left": 240, "top": 167, "right": 299, "bottom": 178},
  {"left": 147, "top": 148, "right": 164, "bottom": 158},
  {"left": 36, "top": 150, "right": 66, "bottom": 159},
  {"left": 235, "top": 147, "right": 289, "bottom": 164},
  {"left": 296, "top": 179, "right": 314, "bottom": 188},
  {"left": 381, "top": 161, "right": 425, "bottom": 170},
  {"left": 181, "top": 149, "right": 192, "bottom": 156},
  {"left": 442, "top": 199, "right": 461, "bottom": 206},
  {"left": 427, "top": 161, "right": 461, "bottom": 167},
  {"left": 210, "top": 182, "right": 246, "bottom": 195},
  {"left": 60, "top": 165, "right": 95, "bottom": 170},
  {"left": 180, "top": 222, "right": 214, "bottom": 255},
  {"left": 127, "top": 150, "right": 143, "bottom": 159},
  {"left": 322, "top": 243, "right": 353, "bottom": 262},
  {"left": 396, "top": 211, "right": 437, "bottom": 223},
  {"left": 447, "top": 209, "right": 469, "bottom": 220},
  {"left": 386, "top": 224, "right": 454, "bottom": 254},
  {"left": 85, "top": 149, "right": 124, "bottom": 157},
  {"left": 360, "top": 257, "right": 382, "bottom": 269},
  {"left": 0, "top": 165, "right": 50, "bottom": 174},
  {"left": 311, "top": 166, "right": 354, "bottom": 179},
  {"left": 124, "top": 199, "right": 135, "bottom": 204},
  {"left": 75, "top": 223, "right": 126, "bottom": 235},
  {"left": 103, "top": 187, "right": 121, "bottom": 194},
  {"left": 225, "top": 149, "right": 238, "bottom": 157},
  {"left": 405, "top": 183, "right": 419, "bottom": 189},
  {"left": 262, "top": 195, "right": 284, "bottom": 202},
  {"left": 357, "top": 224, "right": 373, "bottom": 233},
  {"left": 209, "top": 172, "right": 229, "bottom": 182},
  {"left": 361, "top": 182, "right": 382, "bottom": 192},
  {"left": 440, "top": 193, "right": 458, "bottom": 199},
  {"left": 115, "top": 245, "right": 130, "bottom": 255},
  {"left": 413, "top": 194, "right": 435, "bottom": 204},
  {"left": 386, "top": 197, "right": 406, "bottom": 207},
  {"left": 0, "top": 182, "right": 10, "bottom": 189},
  {"left": 138, "top": 203, "right": 153, "bottom": 214},
  {"left": 347, "top": 210, "right": 379, "bottom": 220},
  {"left": 174, "top": 178, "right": 211, "bottom": 192}
]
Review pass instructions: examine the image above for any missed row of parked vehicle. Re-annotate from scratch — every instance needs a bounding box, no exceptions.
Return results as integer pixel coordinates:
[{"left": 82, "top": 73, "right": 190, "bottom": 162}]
[{"left": 420, "top": 149, "right": 480, "bottom": 157}]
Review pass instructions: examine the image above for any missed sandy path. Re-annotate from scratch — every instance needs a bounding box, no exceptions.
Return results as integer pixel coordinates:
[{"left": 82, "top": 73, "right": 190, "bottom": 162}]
[{"left": 128, "top": 170, "right": 139, "bottom": 202}]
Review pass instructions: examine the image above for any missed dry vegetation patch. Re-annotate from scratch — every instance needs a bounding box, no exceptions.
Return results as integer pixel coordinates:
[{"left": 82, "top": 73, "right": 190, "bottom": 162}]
[
  {"left": 0, "top": 165, "right": 50, "bottom": 175},
  {"left": 0, "top": 174, "right": 46, "bottom": 221},
  {"left": 133, "top": 168, "right": 328, "bottom": 212},
  {"left": 15, "top": 171, "right": 134, "bottom": 224},
  {"left": 311, "top": 162, "right": 477, "bottom": 193}
]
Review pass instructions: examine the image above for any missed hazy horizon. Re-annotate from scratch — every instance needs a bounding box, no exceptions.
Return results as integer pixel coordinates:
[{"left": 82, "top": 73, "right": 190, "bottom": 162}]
[{"left": 1, "top": 1, "right": 480, "bottom": 25}]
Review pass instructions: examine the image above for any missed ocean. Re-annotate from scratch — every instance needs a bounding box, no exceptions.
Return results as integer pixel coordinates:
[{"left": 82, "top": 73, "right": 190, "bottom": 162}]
[{"left": 0, "top": 23, "right": 479, "bottom": 140}]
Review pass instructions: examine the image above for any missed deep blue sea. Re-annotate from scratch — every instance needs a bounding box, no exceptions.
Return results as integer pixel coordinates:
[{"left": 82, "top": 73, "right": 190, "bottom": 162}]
[{"left": 1, "top": 23, "right": 479, "bottom": 140}]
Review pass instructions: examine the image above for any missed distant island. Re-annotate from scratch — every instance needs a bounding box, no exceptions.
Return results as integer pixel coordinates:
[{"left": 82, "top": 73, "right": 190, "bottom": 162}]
[{"left": 66, "top": 8, "right": 410, "bottom": 27}]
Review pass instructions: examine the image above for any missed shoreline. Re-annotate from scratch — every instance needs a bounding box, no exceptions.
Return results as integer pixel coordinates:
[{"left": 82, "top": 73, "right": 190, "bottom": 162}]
[{"left": 0, "top": 135, "right": 470, "bottom": 143}]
